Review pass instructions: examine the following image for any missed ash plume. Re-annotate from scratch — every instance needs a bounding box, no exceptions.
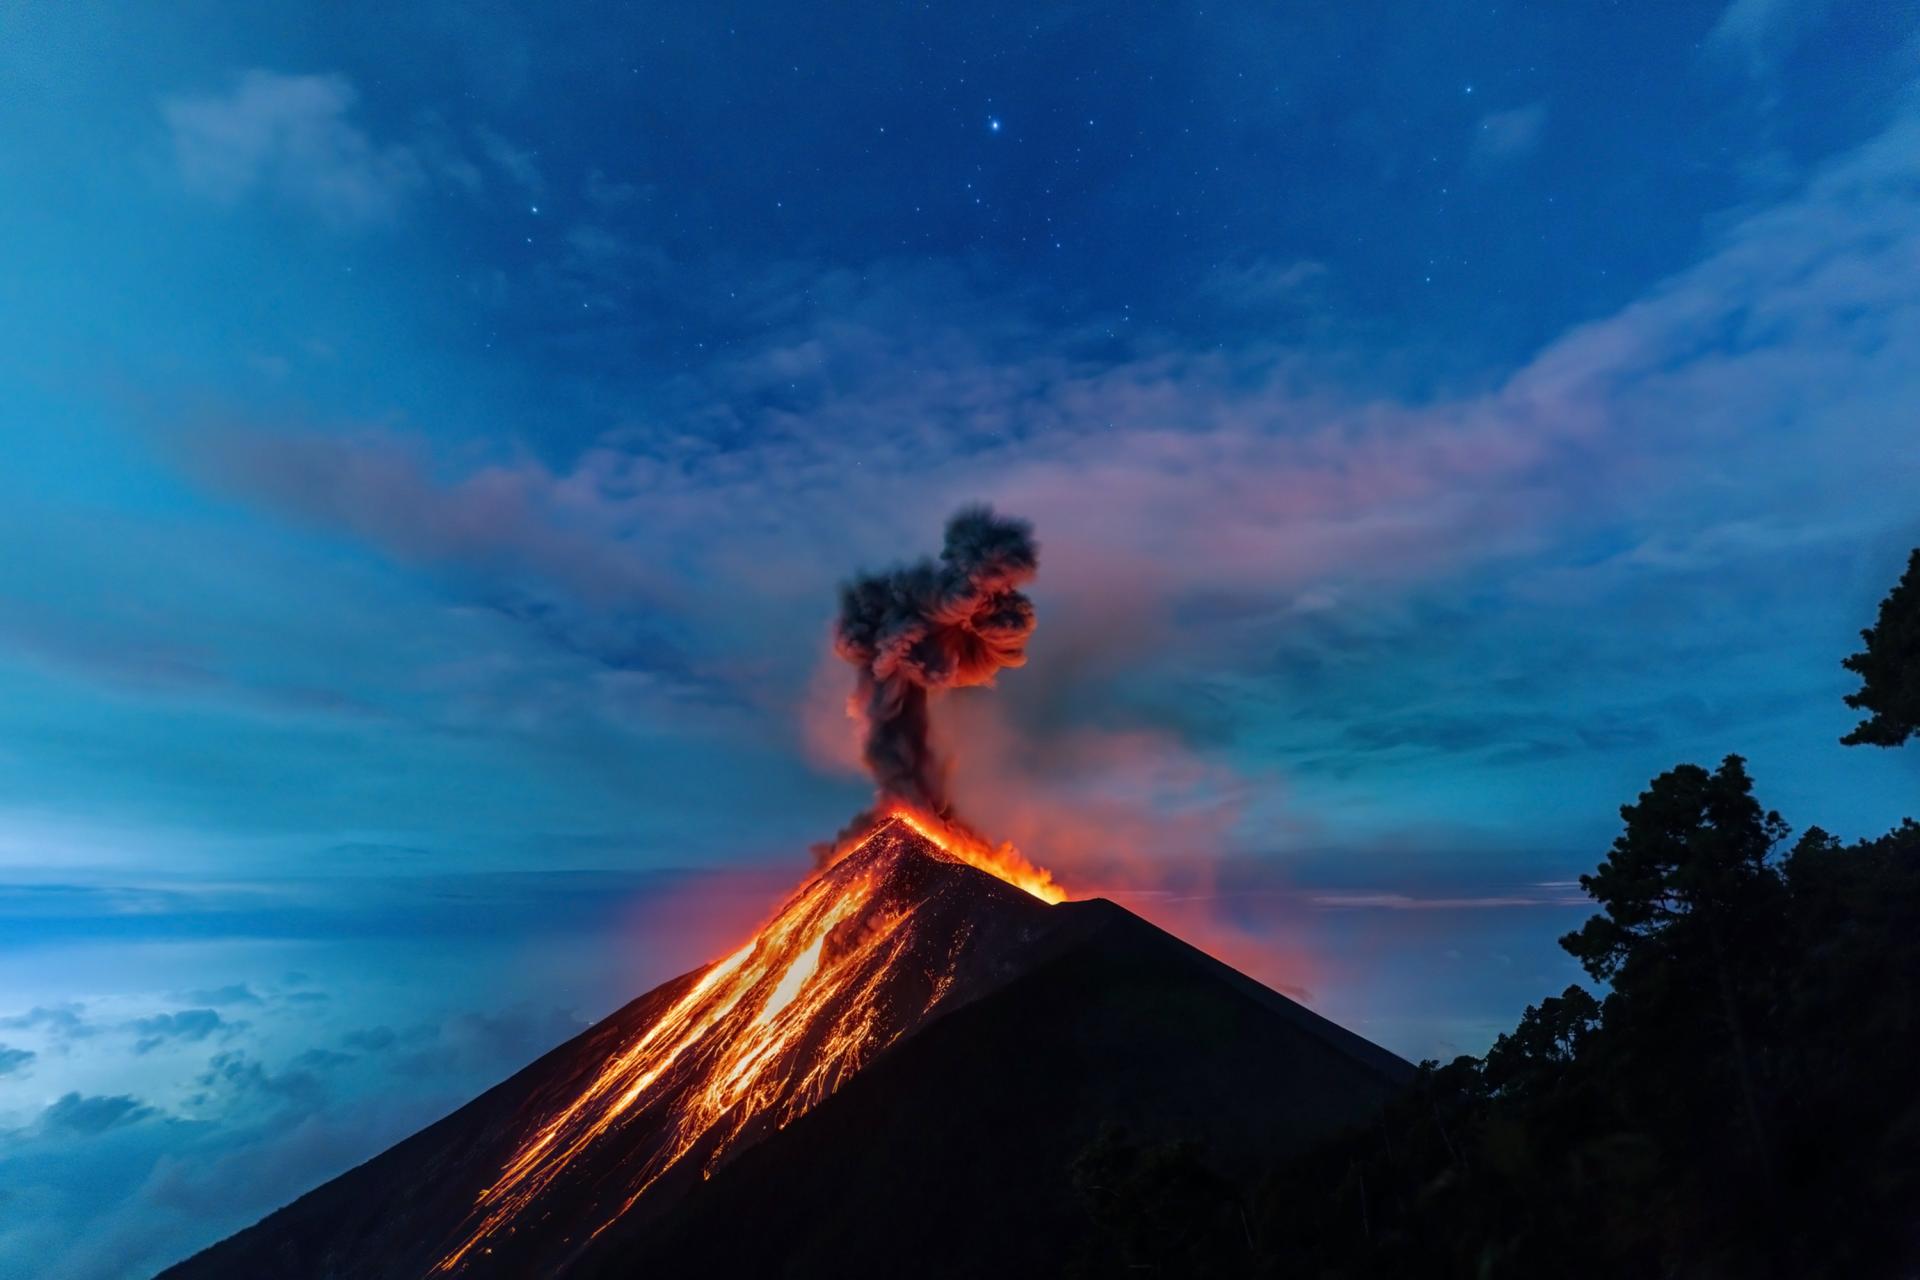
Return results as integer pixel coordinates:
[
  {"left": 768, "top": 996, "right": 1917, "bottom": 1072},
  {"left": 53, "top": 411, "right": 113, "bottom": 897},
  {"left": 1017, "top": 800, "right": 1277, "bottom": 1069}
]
[{"left": 831, "top": 505, "right": 1038, "bottom": 823}]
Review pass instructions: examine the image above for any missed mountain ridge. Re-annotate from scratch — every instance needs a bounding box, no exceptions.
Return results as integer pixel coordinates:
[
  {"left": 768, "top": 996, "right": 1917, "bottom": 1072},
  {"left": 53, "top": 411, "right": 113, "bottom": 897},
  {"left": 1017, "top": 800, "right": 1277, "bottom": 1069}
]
[{"left": 158, "top": 824, "right": 1410, "bottom": 1279}]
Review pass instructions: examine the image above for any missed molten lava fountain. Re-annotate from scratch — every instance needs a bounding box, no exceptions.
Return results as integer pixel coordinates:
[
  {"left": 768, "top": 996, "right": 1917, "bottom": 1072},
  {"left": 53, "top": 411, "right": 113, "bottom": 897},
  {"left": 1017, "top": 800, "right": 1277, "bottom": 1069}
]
[{"left": 437, "top": 810, "right": 1065, "bottom": 1273}]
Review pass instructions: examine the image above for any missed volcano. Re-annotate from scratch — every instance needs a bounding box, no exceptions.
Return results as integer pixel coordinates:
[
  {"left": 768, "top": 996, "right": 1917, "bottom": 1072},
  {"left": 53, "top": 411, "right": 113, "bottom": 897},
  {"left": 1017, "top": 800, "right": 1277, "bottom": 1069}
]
[{"left": 158, "top": 818, "right": 1411, "bottom": 1280}]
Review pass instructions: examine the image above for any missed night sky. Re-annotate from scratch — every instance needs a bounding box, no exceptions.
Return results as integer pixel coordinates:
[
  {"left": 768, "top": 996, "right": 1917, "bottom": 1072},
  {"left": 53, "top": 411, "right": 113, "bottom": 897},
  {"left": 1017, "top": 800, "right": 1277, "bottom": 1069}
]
[{"left": 3, "top": 3, "right": 1918, "bottom": 1275}]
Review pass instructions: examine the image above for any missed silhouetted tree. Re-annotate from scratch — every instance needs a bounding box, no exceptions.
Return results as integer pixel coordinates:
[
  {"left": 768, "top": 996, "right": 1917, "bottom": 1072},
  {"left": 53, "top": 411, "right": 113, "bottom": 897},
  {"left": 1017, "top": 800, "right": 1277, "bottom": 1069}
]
[
  {"left": 1560, "top": 756, "right": 1787, "bottom": 1202},
  {"left": 1070, "top": 1129, "right": 1254, "bottom": 1277},
  {"left": 1480, "top": 985, "right": 1600, "bottom": 1099},
  {"left": 1842, "top": 547, "right": 1920, "bottom": 746},
  {"left": 1070, "top": 576, "right": 1920, "bottom": 1276},
  {"left": 1771, "top": 819, "right": 1920, "bottom": 1270},
  {"left": 1559, "top": 756, "right": 1789, "bottom": 984}
]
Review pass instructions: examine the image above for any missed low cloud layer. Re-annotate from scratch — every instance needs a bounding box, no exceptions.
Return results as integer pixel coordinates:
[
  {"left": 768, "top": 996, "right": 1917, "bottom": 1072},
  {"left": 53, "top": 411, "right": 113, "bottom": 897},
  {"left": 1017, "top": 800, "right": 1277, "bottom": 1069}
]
[{"left": 0, "top": 948, "right": 597, "bottom": 1280}]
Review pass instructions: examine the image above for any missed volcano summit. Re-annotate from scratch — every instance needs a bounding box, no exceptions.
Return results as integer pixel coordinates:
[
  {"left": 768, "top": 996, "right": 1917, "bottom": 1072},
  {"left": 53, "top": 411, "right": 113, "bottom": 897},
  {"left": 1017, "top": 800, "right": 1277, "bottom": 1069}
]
[{"left": 158, "top": 817, "right": 1409, "bottom": 1280}]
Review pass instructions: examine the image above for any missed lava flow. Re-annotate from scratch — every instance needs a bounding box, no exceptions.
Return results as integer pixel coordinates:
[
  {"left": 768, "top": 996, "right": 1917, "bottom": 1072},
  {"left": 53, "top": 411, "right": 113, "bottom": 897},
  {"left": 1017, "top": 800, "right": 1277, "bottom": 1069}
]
[
  {"left": 823, "top": 802, "right": 1065, "bottom": 904},
  {"left": 436, "top": 813, "right": 1064, "bottom": 1273}
]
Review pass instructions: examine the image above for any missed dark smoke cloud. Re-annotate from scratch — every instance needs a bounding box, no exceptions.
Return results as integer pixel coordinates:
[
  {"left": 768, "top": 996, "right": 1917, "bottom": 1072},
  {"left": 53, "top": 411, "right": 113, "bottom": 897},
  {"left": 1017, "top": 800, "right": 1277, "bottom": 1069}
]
[{"left": 832, "top": 506, "right": 1038, "bottom": 821}]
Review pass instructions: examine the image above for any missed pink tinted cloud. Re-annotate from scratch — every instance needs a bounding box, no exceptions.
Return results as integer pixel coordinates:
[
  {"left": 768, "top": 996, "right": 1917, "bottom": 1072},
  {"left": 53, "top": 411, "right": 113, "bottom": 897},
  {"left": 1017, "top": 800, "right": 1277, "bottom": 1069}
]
[
  {"left": 191, "top": 427, "right": 666, "bottom": 607},
  {"left": 188, "top": 93, "right": 1920, "bottom": 630},
  {"left": 177, "top": 93, "right": 1920, "bottom": 804}
]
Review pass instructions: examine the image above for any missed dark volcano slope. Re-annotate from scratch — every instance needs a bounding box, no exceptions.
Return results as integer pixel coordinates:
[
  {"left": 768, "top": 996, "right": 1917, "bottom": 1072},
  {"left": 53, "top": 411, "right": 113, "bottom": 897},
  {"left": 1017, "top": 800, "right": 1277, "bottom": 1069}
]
[
  {"left": 580, "top": 899, "right": 1411, "bottom": 1280},
  {"left": 152, "top": 970, "right": 714, "bottom": 1280},
  {"left": 159, "top": 835, "right": 1408, "bottom": 1280},
  {"left": 159, "top": 830, "right": 1071, "bottom": 1280}
]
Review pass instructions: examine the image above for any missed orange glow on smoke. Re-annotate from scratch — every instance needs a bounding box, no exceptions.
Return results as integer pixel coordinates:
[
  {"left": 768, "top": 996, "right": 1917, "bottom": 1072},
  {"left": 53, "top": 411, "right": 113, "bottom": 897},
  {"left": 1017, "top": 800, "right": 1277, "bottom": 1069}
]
[{"left": 435, "top": 815, "right": 1065, "bottom": 1272}]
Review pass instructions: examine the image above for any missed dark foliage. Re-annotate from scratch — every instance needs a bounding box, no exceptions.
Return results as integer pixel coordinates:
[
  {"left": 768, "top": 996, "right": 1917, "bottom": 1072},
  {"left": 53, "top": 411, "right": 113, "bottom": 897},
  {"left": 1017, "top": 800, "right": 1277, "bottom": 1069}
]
[
  {"left": 1843, "top": 548, "right": 1920, "bottom": 746},
  {"left": 1072, "top": 797, "right": 1920, "bottom": 1278},
  {"left": 1070, "top": 1128, "right": 1256, "bottom": 1278},
  {"left": 1069, "top": 548, "right": 1920, "bottom": 1276}
]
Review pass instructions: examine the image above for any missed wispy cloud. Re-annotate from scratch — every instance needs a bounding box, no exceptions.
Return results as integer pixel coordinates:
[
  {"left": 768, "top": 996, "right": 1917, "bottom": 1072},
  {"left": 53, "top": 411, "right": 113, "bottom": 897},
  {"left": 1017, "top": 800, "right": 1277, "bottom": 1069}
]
[
  {"left": 184, "top": 427, "right": 667, "bottom": 606},
  {"left": 129, "top": 1009, "right": 233, "bottom": 1056},
  {"left": 1469, "top": 102, "right": 1548, "bottom": 165},
  {"left": 0, "top": 1003, "right": 95, "bottom": 1041},
  {"left": 180, "top": 984, "right": 262, "bottom": 1008},
  {"left": 181, "top": 86, "right": 1920, "bottom": 720},
  {"left": 139, "top": 88, "right": 1920, "bottom": 889},
  {"left": 1310, "top": 890, "right": 1588, "bottom": 911},
  {"left": 475, "top": 125, "right": 545, "bottom": 196},
  {"left": 1707, "top": 0, "right": 1829, "bottom": 79},
  {"left": 163, "top": 71, "right": 425, "bottom": 226},
  {"left": 35, "top": 1092, "right": 157, "bottom": 1137}
]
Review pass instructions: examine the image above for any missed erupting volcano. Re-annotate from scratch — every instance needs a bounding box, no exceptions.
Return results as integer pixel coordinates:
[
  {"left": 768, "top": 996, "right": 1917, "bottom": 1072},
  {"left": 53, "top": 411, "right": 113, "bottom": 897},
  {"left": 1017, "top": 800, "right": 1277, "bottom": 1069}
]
[
  {"left": 160, "top": 509, "right": 1412, "bottom": 1280},
  {"left": 435, "top": 813, "right": 1065, "bottom": 1275}
]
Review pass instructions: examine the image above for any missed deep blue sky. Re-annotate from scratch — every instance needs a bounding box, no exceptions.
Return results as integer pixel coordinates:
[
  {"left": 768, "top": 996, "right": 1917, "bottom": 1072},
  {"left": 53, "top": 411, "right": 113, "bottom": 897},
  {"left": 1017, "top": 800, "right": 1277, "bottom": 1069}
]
[{"left": 3, "top": 3, "right": 1918, "bottom": 1275}]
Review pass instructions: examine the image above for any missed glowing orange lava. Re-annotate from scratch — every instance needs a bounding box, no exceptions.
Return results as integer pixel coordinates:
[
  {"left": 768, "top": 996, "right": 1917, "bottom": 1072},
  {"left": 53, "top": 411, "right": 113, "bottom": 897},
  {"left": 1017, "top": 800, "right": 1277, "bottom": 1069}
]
[
  {"left": 826, "top": 803, "right": 1065, "bottom": 904},
  {"left": 436, "top": 816, "right": 1064, "bottom": 1272}
]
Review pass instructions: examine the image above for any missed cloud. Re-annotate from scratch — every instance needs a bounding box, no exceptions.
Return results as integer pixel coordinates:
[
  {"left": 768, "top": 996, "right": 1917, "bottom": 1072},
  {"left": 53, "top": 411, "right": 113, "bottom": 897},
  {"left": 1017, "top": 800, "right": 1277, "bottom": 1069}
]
[
  {"left": 161, "top": 89, "right": 1920, "bottom": 843},
  {"left": 37, "top": 1092, "right": 158, "bottom": 1137},
  {"left": 1310, "top": 890, "right": 1587, "bottom": 910},
  {"left": 162, "top": 70, "right": 425, "bottom": 225},
  {"left": 224, "top": 73, "right": 1913, "bottom": 621},
  {"left": 192, "top": 1050, "right": 328, "bottom": 1114},
  {"left": 186, "top": 428, "right": 666, "bottom": 606},
  {"left": 0, "top": 1045, "right": 33, "bottom": 1076},
  {"left": 1332, "top": 707, "right": 1662, "bottom": 765},
  {"left": 0, "top": 948, "right": 611, "bottom": 1280},
  {"left": 180, "top": 984, "right": 262, "bottom": 1007},
  {"left": 477, "top": 125, "right": 545, "bottom": 196},
  {"left": 1200, "top": 257, "right": 1329, "bottom": 311},
  {"left": 127, "top": 79, "right": 1920, "bottom": 914},
  {"left": 1469, "top": 102, "right": 1548, "bottom": 165},
  {"left": 130, "top": 1009, "right": 231, "bottom": 1054},
  {"left": 189, "top": 310, "right": 1570, "bottom": 643},
  {"left": 1707, "top": 0, "right": 1829, "bottom": 78},
  {"left": 1506, "top": 99, "right": 1919, "bottom": 432},
  {"left": 0, "top": 1003, "right": 95, "bottom": 1040},
  {"left": 396, "top": 1003, "right": 587, "bottom": 1077},
  {"left": 340, "top": 1026, "right": 397, "bottom": 1052},
  {"left": 137, "top": 1107, "right": 412, "bottom": 1229}
]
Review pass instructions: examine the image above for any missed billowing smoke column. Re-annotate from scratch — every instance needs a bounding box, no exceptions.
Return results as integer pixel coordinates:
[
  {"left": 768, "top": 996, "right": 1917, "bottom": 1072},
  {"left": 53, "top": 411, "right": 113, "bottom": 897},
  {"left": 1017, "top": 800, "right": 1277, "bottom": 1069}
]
[{"left": 833, "top": 506, "right": 1038, "bottom": 820}]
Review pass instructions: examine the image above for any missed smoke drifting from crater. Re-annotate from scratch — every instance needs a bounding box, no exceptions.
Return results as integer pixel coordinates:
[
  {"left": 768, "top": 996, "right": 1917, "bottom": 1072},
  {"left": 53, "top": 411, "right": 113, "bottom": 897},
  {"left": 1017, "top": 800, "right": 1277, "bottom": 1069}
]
[{"left": 832, "top": 506, "right": 1038, "bottom": 818}]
